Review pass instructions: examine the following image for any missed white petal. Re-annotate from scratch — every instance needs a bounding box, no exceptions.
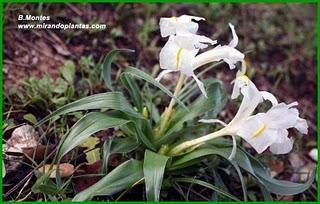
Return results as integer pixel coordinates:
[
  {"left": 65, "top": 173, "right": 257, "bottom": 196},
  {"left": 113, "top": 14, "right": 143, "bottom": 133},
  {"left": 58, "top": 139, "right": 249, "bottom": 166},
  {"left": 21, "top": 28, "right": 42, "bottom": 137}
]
[
  {"left": 237, "top": 114, "right": 278, "bottom": 154},
  {"left": 179, "top": 49, "right": 198, "bottom": 76},
  {"left": 192, "top": 74, "right": 207, "bottom": 98},
  {"left": 224, "top": 58, "right": 236, "bottom": 69},
  {"left": 155, "top": 70, "right": 175, "bottom": 82},
  {"left": 260, "top": 91, "right": 278, "bottom": 106},
  {"left": 236, "top": 113, "right": 265, "bottom": 140},
  {"left": 228, "top": 23, "right": 239, "bottom": 48},
  {"left": 231, "top": 75, "right": 247, "bottom": 99},
  {"left": 229, "top": 79, "right": 262, "bottom": 127},
  {"left": 159, "top": 17, "right": 177, "bottom": 37},
  {"left": 294, "top": 118, "right": 308, "bottom": 134},
  {"left": 231, "top": 80, "right": 240, "bottom": 99},
  {"left": 249, "top": 129, "right": 279, "bottom": 154},
  {"left": 159, "top": 37, "right": 180, "bottom": 70},
  {"left": 178, "top": 15, "right": 205, "bottom": 22},
  {"left": 174, "top": 34, "right": 217, "bottom": 50},
  {"left": 198, "top": 119, "right": 227, "bottom": 126},
  {"left": 266, "top": 103, "right": 299, "bottom": 129},
  {"left": 159, "top": 15, "right": 205, "bottom": 37},
  {"left": 269, "top": 129, "right": 293, "bottom": 154},
  {"left": 228, "top": 135, "right": 237, "bottom": 160},
  {"left": 160, "top": 36, "right": 198, "bottom": 74},
  {"left": 288, "top": 101, "right": 299, "bottom": 108}
]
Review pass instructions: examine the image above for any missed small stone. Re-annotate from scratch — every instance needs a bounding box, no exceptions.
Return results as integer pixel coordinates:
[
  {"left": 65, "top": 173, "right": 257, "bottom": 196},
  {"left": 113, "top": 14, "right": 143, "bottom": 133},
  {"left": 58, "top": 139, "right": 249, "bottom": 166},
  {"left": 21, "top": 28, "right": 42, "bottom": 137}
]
[
  {"left": 309, "top": 148, "right": 317, "bottom": 162},
  {"left": 5, "top": 125, "right": 39, "bottom": 153}
]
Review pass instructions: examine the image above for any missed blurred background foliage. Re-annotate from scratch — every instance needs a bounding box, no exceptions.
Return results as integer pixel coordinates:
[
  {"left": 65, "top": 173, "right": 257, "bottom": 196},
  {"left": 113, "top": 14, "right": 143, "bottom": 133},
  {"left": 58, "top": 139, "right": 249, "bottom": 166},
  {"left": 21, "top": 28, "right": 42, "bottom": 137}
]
[{"left": 3, "top": 3, "right": 317, "bottom": 201}]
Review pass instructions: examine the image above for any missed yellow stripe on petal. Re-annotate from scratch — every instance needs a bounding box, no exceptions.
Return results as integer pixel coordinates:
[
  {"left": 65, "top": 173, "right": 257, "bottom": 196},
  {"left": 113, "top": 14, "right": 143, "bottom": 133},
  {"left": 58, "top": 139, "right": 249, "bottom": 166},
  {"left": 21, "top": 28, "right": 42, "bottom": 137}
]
[
  {"left": 252, "top": 124, "right": 267, "bottom": 138},
  {"left": 176, "top": 48, "right": 183, "bottom": 70}
]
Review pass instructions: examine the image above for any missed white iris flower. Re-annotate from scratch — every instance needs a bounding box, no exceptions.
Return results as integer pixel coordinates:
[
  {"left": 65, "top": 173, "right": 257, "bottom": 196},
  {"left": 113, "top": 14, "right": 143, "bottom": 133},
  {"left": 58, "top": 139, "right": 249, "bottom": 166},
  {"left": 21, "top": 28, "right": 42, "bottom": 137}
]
[
  {"left": 237, "top": 102, "right": 308, "bottom": 154},
  {"left": 157, "top": 36, "right": 212, "bottom": 97},
  {"left": 226, "top": 74, "right": 308, "bottom": 154},
  {"left": 157, "top": 15, "right": 244, "bottom": 98}
]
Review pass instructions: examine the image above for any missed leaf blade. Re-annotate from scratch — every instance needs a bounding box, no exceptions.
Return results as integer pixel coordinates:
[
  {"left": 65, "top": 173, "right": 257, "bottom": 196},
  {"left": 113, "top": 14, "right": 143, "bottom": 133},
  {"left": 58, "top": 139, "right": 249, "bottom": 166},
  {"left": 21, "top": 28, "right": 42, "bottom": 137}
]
[
  {"left": 36, "top": 92, "right": 142, "bottom": 126},
  {"left": 124, "top": 67, "right": 188, "bottom": 110},
  {"left": 102, "top": 49, "right": 135, "bottom": 91},
  {"left": 73, "top": 159, "right": 143, "bottom": 201},
  {"left": 143, "top": 150, "right": 169, "bottom": 201},
  {"left": 56, "top": 112, "right": 130, "bottom": 161}
]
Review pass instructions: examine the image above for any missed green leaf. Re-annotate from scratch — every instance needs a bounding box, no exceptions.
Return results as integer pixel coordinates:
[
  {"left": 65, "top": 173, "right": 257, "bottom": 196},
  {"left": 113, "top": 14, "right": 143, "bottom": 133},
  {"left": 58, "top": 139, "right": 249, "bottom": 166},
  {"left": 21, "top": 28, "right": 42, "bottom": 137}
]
[
  {"left": 60, "top": 60, "right": 76, "bottom": 84},
  {"left": 32, "top": 171, "right": 59, "bottom": 195},
  {"left": 159, "top": 80, "right": 227, "bottom": 145},
  {"left": 100, "top": 110, "right": 156, "bottom": 151},
  {"left": 123, "top": 67, "right": 187, "bottom": 111},
  {"left": 174, "top": 177, "right": 240, "bottom": 201},
  {"left": 102, "top": 137, "right": 139, "bottom": 173},
  {"left": 37, "top": 92, "right": 142, "bottom": 126},
  {"left": 169, "top": 146, "right": 246, "bottom": 201},
  {"left": 128, "top": 121, "right": 156, "bottom": 151},
  {"left": 243, "top": 149, "right": 316, "bottom": 196},
  {"left": 110, "top": 137, "right": 139, "bottom": 153},
  {"left": 56, "top": 112, "right": 130, "bottom": 161},
  {"left": 143, "top": 150, "right": 169, "bottom": 201},
  {"left": 171, "top": 145, "right": 315, "bottom": 197},
  {"left": 120, "top": 72, "right": 143, "bottom": 113},
  {"left": 73, "top": 159, "right": 143, "bottom": 201},
  {"left": 102, "top": 49, "right": 135, "bottom": 91},
  {"left": 23, "top": 113, "right": 38, "bottom": 125}
]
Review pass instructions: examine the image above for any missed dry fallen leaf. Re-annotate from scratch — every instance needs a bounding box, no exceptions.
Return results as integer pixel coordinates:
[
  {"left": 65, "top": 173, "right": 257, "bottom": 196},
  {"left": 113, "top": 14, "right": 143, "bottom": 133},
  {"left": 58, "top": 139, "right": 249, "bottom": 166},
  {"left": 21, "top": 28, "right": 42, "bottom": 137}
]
[{"left": 38, "top": 163, "right": 75, "bottom": 178}]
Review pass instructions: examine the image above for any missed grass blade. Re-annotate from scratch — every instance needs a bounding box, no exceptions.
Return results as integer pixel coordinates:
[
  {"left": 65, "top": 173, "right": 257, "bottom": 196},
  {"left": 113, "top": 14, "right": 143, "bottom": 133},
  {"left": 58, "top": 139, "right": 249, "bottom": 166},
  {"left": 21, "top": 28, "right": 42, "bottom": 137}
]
[{"left": 174, "top": 177, "right": 240, "bottom": 201}]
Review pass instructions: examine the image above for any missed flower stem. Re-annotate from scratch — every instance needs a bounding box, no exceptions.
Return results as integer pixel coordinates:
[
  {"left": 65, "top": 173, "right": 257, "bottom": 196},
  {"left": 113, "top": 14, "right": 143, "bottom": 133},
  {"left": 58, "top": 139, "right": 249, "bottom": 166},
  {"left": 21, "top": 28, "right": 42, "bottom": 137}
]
[
  {"left": 168, "top": 128, "right": 229, "bottom": 156},
  {"left": 155, "top": 74, "right": 186, "bottom": 140}
]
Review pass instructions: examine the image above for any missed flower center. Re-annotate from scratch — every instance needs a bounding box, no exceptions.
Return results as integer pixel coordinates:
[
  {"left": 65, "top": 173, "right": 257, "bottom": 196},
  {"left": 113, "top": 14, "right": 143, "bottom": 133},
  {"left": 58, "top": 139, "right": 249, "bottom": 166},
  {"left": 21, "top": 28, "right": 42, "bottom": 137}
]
[
  {"left": 236, "top": 74, "right": 250, "bottom": 82},
  {"left": 176, "top": 48, "right": 183, "bottom": 70},
  {"left": 171, "top": 16, "right": 177, "bottom": 21},
  {"left": 252, "top": 123, "right": 267, "bottom": 138}
]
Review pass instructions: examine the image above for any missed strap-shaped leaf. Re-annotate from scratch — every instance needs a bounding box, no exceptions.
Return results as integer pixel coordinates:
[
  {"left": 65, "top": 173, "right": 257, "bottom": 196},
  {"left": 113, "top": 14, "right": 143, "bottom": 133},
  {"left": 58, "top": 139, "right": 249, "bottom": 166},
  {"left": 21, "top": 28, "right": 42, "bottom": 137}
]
[
  {"left": 120, "top": 72, "right": 144, "bottom": 113},
  {"left": 123, "top": 67, "right": 188, "bottom": 111},
  {"left": 102, "top": 49, "right": 135, "bottom": 91},
  {"left": 159, "top": 80, "right": 227, "bottom": 145},
  {"left": 73, "top": 159, "right": 143, "bottom": 201},
  {"left": 143, "top": 150, "right": 169, "bottom": 201},
  {"left": 243, "top": 149, "right": 316, "bottom": 195},
  {"left": 56, "top": 112, "right": 130, "bottom": 161},
  {"left": 37, "top": 92, "right": 142, "bottom": 126},
  {"left": 102, "top": 137, "right": 139, "bottom": 172},
  {"left": 170, "top": 145, "right": 315, "bottom": 197},
  {"left": 173, "top": 177, "right": 240, "bottom": 201}
]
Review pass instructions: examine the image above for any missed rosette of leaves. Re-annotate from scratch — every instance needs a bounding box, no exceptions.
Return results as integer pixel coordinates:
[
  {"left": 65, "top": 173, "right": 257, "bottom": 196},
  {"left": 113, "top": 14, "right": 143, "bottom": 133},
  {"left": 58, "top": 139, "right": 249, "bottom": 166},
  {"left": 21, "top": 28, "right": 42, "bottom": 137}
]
[{"left": 33, "top": 49, "right": 315, "bottom": 201}]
